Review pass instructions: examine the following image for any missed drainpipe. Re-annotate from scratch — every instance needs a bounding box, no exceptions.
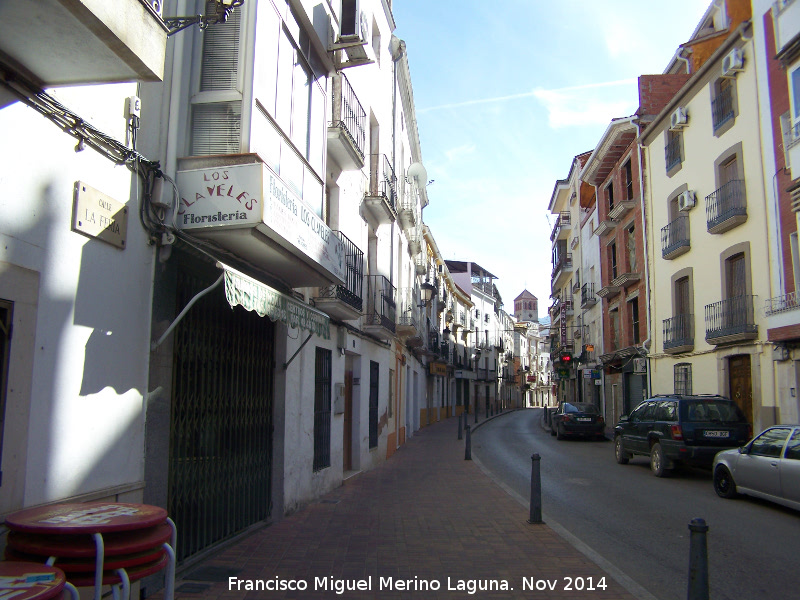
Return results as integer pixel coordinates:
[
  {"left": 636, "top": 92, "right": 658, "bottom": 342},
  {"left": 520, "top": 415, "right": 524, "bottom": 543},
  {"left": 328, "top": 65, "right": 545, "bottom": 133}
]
[
  {"left": 635, "top": 121, "right": 652, "bottom": 398},
  {"left": 673, "top": 47, "right": 691, "bottom": 74},
  {"left": 390, "top": 37, "right": 406, "bottom": 292}
]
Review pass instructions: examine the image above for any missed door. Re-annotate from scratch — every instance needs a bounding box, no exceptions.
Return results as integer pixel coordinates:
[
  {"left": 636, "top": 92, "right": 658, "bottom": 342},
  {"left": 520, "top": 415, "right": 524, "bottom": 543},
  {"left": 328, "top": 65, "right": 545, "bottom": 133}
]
[
  {"left": 170, "top": 267, "right": 275, "bottom": 562},
  {"left": 728, "top": 355, "right": 753, "bottom": 423},
  {"left": 726, "top": 253, "right": 747, "bottom": 329},
  {"left": 343, "top": 370, "right": 353, "bottom": 472}
]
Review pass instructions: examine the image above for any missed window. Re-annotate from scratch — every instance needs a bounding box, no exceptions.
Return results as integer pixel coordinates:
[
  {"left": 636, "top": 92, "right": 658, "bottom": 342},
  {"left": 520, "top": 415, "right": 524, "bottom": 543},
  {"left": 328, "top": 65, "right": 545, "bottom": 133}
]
[
  {"left": 725, "top": 252, "right": 746, "bottom": 298},
  {"left": 626, "top": 223, "right": 637, "bottom": 272},
  {"left": 313, "top": 348, "right": 332, "bottom": 471},
  {"left": 369, "top": 360, "right": 379, "bottom": 448},
  {"left": 749, "top": 427, "right": 791, "bottom": 458},
  {"left": 666, "top": 130, "right": 682, "bottom": 171},
  {"left": 606, "top": 182, "right": 615, "bottom": 214},
  {"left": 610, "top": 307, "right": 620, "bottom": 350},
  {"left": 674, "top": 363, "right": 692, "bottom": 394},
  {"left": 630, "top": 297, "right": 640, "bottom": 344},
  {"left": 609, "top": 241, "right": 618, "bottom": 279},
  {"left": 784, "top": 429, "right": 800, "bottom": 460},
  {"left": 712, "top": 77, "right": 736, "bottom": 132},
  {"left": 623, "top": 159, "right": 633, "bottom": 200}
]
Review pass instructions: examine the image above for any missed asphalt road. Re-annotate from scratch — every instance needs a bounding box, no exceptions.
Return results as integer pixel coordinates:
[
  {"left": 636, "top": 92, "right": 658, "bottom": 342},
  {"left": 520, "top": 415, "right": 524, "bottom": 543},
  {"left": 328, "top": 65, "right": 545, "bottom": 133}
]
[{"left": 472, "top": 408, "right": 800, "bottom": 600}]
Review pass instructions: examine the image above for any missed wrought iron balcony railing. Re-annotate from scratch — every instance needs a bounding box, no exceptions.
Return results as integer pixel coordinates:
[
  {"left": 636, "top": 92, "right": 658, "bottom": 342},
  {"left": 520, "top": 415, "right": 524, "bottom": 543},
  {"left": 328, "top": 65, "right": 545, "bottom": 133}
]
[
  {"left": 368, "top": 153, "right": 397, "bottom": 210},
  {"left": 661, "top": 214, "right": 690, "bottom": 259},
  {"left": 330, "top": 73, "right": 366, "bottom": 160},
  {"left": 316, "top": 231, "right": 364, "bottom": 312},
  {"left": 706, "top": 179, "right": 747, "bottom": 233},
  {"left": 551, "top": 253, "right": 573, "bottom": 278},
  {"left": 581, "top": 282, "right": 597, "bottom": 307},
  {"left": 365, "top": 275, "right": 396, "bottom": 334},
  {"left": 765, "top": 291, "right": 800, "bottom": 315},
  {"left": 705, "top": 295, "right": 757, "bottom": 343},
  {"left": 663, "top": 313, "right": 694, "bottom": 351}
]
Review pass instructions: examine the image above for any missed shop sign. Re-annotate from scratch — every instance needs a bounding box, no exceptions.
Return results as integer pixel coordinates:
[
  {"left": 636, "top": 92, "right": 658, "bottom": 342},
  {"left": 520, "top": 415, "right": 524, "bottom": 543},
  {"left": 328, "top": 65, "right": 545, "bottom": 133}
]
[
  {"left": 429, "top": 362, "right": 447, "bottom": 376},
  {"left": 176, "top": 162, "right": 345, "bottom": 283}
]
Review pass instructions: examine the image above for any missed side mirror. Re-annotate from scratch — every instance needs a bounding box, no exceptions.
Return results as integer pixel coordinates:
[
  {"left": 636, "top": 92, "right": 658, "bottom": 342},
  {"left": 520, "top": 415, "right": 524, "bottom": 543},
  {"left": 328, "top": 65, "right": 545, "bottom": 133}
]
[
  {"left": 738, "top": 445, "right": 748, "bottom": 454},
  {"left": 619, "top": 415, "right": 629, "bottom": 423}
]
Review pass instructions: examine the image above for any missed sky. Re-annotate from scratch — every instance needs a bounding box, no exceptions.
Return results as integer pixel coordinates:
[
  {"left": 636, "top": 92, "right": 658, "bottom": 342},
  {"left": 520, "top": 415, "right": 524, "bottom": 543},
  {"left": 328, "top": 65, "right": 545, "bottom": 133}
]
[{"left": 391, "top": 0, "right": 712, "bottom": 319}]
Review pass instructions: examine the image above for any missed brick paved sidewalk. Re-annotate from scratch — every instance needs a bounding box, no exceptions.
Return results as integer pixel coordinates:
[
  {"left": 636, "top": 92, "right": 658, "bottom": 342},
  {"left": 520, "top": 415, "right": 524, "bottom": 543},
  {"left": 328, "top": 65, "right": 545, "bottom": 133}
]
[{"left": 160, "top": 414, "right": 640, "bottom": 600}]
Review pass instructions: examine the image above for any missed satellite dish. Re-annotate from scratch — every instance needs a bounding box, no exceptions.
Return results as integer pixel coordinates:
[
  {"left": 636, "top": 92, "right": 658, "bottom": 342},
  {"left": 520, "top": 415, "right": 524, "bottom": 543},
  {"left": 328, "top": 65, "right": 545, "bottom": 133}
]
[{"left": 407, "top": 162, "right": 427, "bottom": 185}]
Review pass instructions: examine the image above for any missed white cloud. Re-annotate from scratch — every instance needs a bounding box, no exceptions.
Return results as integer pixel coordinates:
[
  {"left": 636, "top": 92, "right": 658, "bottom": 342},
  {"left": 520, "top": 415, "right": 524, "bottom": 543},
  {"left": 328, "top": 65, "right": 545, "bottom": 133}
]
[{"left": 533, "top": 79, "right": 639, "bottom": 129}]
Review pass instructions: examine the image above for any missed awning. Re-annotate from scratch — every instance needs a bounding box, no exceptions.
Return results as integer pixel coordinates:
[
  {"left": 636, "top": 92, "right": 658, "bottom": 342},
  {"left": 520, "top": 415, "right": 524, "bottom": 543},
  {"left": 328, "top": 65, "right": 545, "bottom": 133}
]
[{"left": 219, "top": 262, "right": 330, "bottom": 340}]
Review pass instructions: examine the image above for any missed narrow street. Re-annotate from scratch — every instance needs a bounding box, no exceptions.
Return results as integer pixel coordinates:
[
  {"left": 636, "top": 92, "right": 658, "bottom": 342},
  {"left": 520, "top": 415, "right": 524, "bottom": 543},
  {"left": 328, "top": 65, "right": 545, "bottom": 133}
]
[{"left": 473, "top": 409, "right": 800, "bottom": 600}]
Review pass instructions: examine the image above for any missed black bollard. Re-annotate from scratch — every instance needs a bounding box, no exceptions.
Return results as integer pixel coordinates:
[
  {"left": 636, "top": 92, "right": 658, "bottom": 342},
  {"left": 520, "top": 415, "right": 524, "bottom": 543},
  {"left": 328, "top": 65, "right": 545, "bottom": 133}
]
[
  {"left": 527, "top": 453, "right": 543, "bottom": 524},
  {"left": 458, "top": 413, "right": 463, "bottom": 440},
  {"left": 464, "top": 424, "right": 472, "bottom": 460},
  {"left": 687, "top": 518, "right": 709, "bottom": 600}
]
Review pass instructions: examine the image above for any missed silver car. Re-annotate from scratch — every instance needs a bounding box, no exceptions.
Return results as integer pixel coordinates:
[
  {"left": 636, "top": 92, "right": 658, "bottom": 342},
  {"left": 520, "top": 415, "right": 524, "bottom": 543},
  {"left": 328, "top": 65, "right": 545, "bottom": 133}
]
[{"left": 713, "top": 425, "right": 800, "bottom": 511}]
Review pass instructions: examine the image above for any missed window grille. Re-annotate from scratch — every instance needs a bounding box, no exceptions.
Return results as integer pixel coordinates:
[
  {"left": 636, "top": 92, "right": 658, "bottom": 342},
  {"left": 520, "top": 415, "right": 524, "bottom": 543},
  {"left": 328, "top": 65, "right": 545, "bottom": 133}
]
[{"left": 314, "top": 348, "right": 332, "bottom": 471}]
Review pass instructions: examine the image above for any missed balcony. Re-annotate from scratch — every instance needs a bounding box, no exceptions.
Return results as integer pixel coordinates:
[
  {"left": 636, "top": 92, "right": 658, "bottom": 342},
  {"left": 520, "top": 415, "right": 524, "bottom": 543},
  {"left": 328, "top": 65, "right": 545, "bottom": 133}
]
[
  {"left": 328, "top": 73, "right": 366, "bottom": 171},
  {"left": 665, "top": 134, "right": 683, "bottom": 171},
  {"left": 611, "top": 271, "right": 641, "bottom": 288},
  {"left": 407, "top": 226, "right": 423, "bottom": 256},
  {"left": 551, "top": 253, "right": 573, "bottom": 288},
  {"left": 313, "top": 231, "right": 364, "bottom": 321},
  {"left": 596, "top": 283, "right": 621, "bottom": 299},
  {"left": 398, "top": 188, "right": 420, "bottom": 232},
  {"left": 608, "top": 200, "right": 636, "bottom": 221},
  {"left": 550, "top": 212, "right": 572, "bottom": 242},
  {"left": 581, "top": 283, "right": 598, "bottom": 307},
  {"left": 712, "top": 85, "right": 735, "bottom": 132},
  {"left": 593, "top": 219, "right": 617, "bottom": 237},
  {"left": 663, "top": 314, "right": 694, "bottom": 354},
  {"left": 706, "top": 179, "right": 747, "bottom": 234},
  {"left": 0, "top": 0, "right": 167, "bottom": 89},
  {"left": 662, "top": 215, "right": 691, "bottom": 259},
  {"left": 784, "top": 116, "right": 800, "bottom": 179},
  {"left": 774, "top": 0, "right": 800, "bottom": 58},
  {"left": 766, "top": 291, "right": 800, "bottom": 315},
  {"left": 705, "top": 295, "right": 758, "bottom": 345},
  {"left": 396, "top": 287, "right": 422, "bottom": 340},
  {"left": 364, "top": 275, "right": 396, "bottom": 340},
  {"left": 362, "top": 154, "right": 397, "bottom": 227}
]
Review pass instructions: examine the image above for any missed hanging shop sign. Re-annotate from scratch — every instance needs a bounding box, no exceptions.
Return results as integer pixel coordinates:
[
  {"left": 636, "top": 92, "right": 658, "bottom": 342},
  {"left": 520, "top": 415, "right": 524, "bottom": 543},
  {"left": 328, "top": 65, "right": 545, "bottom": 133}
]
[{"left": 429, "top": 362, "right": 447, "bottom": 376}]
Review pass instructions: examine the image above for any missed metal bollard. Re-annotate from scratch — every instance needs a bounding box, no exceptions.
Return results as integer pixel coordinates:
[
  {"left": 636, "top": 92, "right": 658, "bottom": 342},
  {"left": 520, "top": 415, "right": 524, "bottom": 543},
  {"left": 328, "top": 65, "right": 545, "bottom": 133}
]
[
  {"left": 527, "top": 453, "right": 543, "bottom": 524},
  {"left": 464, "top": 424, "right": 472, "bottom": 460},
  {"left": 458, "top": 413, "right": 463, "bottom": 440},
  {"left": 687, "top": 518, "right": 709, "bottom": 600}
]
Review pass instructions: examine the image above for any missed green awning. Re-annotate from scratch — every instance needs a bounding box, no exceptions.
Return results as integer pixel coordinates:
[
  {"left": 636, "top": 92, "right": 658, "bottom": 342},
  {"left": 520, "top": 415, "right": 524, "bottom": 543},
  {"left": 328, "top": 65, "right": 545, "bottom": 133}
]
[{"left": 219, "top": 262, "right": 330, "bottom": 339}]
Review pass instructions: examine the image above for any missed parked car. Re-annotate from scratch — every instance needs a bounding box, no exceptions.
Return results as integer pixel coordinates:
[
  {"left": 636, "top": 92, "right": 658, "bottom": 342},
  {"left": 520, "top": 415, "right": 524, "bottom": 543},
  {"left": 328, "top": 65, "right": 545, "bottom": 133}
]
[
  {"left": 551, "top": 402, "right": 605, "bottom": 440},
  {"left": 713, "top": 425, "right": 800, "bottom": 511},
  {"left": 614, "top": 394, "right": 751, "bottom": 477}
]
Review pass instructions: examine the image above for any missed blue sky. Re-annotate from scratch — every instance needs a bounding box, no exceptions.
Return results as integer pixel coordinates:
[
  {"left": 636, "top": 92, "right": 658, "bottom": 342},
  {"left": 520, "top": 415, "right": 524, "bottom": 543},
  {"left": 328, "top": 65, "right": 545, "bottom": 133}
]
[{"left": 392, "top": 0, "right": 712, "bottom": 318}]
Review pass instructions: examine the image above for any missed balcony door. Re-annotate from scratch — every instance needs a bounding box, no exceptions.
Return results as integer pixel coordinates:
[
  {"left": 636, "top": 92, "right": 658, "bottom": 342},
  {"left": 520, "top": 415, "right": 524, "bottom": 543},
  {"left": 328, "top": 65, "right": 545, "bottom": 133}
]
[{"left": 726, "top": 253, "right": 746, "bottom": 328}]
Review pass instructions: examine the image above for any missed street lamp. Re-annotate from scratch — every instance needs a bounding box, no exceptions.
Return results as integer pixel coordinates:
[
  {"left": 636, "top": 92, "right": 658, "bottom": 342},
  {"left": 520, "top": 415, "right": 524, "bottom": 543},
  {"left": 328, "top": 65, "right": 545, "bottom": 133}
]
[
  {"left": 164, "top": 0, "right": 245, "bottom": 36},
  {"left": 418, "top": 280, "right": 436, "bottom": 307}
]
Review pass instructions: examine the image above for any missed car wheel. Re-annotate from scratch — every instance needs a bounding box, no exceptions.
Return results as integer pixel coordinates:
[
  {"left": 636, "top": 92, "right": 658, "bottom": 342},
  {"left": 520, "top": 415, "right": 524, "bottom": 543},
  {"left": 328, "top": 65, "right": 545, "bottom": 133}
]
[
  {"left": 614, "top": 436, "right": 629, "bottom": 464},
  {"left": 713, "top": 466, "right": 739, "bottom": 499},
  {"left": 650, "top": 442, "right": 670, "bottom": 477},
  {"left": 556, "top": 424, "right": 565, "bottom": 440}
]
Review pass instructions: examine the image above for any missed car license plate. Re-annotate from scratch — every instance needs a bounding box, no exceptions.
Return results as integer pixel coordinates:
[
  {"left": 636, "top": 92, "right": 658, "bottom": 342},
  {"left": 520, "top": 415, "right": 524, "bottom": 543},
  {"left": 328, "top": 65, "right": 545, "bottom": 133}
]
[
  {"left": 577, "top": 417, "right": 592, "bottom": 422},
  {"left": 704, "top": 430, "right": 729, "bottom": 438}
]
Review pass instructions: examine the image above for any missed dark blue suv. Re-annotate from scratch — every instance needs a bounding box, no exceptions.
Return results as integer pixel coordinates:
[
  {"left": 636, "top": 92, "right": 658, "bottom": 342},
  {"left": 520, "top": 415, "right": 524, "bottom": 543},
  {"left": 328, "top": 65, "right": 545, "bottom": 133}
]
[{"left": 614, "top": 395, "right": 752, "bottom": 477}]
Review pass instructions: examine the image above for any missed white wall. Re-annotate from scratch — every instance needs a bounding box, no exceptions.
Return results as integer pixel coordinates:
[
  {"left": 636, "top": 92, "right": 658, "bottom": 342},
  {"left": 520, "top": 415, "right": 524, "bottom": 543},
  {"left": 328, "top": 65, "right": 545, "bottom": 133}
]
[{"left": 0, "top": 83, "right": 155, "bottom": 511}]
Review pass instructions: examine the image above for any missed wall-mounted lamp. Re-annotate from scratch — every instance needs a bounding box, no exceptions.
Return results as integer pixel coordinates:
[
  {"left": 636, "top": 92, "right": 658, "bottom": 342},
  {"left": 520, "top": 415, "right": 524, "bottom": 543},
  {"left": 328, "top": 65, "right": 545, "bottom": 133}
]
[
  {"left": 418, "top": 281, "right": 436, "bottom": 307},
  {"left": 165, "top": 0, "right": 244, "bottom": 36},
  {"left": 442, "top": 327, "right": 451, "bottom": 341}
]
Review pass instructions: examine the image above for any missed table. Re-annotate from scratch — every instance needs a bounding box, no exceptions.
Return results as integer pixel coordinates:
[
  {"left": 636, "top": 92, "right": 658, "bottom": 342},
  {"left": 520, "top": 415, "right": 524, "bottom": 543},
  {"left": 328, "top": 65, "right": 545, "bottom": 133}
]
[
  {"left": 0, "top": 561, "right": 78, "bottom": 600},
  {"left": 4, "top": 504, "right": 175, "bottom": 600}
]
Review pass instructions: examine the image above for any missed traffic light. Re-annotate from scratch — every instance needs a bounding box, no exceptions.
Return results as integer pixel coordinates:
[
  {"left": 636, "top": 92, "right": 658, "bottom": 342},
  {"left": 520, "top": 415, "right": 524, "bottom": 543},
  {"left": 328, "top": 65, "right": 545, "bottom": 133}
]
[{"left": 560, "top": 353, "right": 572, "bottom": 363}]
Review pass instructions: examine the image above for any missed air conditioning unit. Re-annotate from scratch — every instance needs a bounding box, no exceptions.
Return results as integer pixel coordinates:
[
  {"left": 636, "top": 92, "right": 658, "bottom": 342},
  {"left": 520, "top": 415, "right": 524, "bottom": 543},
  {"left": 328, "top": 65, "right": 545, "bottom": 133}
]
[
  {"left": 670, "top": 107, "right": 688, "bottom": 130},
  {"left": 633, "top": 358, "right": 647, "bottom": 373},
  {"left": 721, "top": 48, "right": 744, "bottom": 78},
  {"left": 678, "top": 190, "right": 696, "bottom": 212}
]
